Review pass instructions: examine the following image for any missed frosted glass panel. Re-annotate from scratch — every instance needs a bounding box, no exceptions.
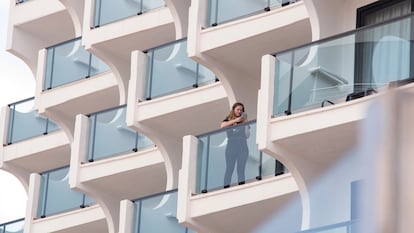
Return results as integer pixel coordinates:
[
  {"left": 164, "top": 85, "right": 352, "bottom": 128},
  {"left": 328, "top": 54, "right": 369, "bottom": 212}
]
[
  {"left": 37, "top": 167, "right": 95, "bottom": 217},
  {"left": 0, "top": 219, "right": 24, "bottom": 233},
  {"left": 273, "top": 14, "right": 413, "bottom": 117},
  {"left": 7, "top": 98, "right": 59, "bottom": 144},
  {"left": 133, "top": 190, "right": 196, "bottom": 233},
  {"left": 94, "top": 0, "right": 165, "bottom": 27},
  {"left": 207, "top": 0, "right": 297, "bottom": 26},
  {"left": 145, "top": 40, "right": 217, "bottom": 99},
  {"left": 88, "top": 106, "right": 154, "bottom": 162},
  {"left": 44, "top": 38, "right": 109, "bottom": 90}
]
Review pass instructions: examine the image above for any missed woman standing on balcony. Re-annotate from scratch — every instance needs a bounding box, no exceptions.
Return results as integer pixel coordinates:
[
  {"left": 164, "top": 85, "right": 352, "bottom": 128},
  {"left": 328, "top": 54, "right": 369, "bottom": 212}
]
[{"left": 221, "top": 102, "right": 250, "bottom": 188}]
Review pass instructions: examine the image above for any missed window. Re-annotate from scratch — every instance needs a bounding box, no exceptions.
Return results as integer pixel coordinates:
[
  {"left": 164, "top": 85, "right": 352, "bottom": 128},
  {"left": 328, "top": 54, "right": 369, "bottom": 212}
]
[{"left": 355, "top": 0, "right": 414, "bottom": 89}]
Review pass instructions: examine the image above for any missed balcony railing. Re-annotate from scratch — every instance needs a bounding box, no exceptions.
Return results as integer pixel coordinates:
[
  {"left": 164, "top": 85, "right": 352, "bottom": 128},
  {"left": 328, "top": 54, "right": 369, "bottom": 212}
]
[
  {"left": 0, "top": 218, "right": 24, "bottom": 233},
  {"left": 196, "top": 120, "right": 285, "bottom": 193},
  {"left": 37, "top": 166, "right": 95, "bottom": 218},
  {"left": 273, "top": 13, "right": 414, "bottom": 117},
  {"left": 87, "top": 105, "right": 154, "bottom": 162},
  {"left": 93, "top": 0, "right": 165, "bottom": 27},
  {"left": 132, "top": 189, "right": 195, "bottom": 233},
  {"left": 207, "top": 0, "right": 298, "bottom": 27},
  {"left": 145, "top": 39, "right": 218, "bottom": 100},
  {"left": 43, "top": 38, "right": 109, "bottom": 90},
  {"left": 297, "top": 220, "right": 360, "bottom": 233},
  {"left": 6, "top": 97, "right": 59, "bottom": 145}
]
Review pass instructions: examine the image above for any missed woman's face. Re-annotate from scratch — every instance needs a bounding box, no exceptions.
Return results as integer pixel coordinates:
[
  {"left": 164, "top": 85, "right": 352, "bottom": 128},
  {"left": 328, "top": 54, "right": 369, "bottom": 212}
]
[{"left": 233, "top": 105, "right": 244, "bottom": 117}]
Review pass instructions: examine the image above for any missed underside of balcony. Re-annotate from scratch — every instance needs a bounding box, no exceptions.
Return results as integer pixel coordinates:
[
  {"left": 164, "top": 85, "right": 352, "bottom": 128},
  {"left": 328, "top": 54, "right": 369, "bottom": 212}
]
[
  {"left": 37, "top": 72, "right": 120, "bottom": 133},
  {"left": 267, "top": 94, "right": 379, "bottom": 187},
  {"left": 185, "top": 175, "right": 301, "bottom": 233},
  {"left": 30, "top": 205, "right": 107, "bottom": 233},
  {"left": 83, "top": 7, "right": 176, "bottom": 65},
  {"left": 77, "top": 148, "right": 167, "bottom": 200},
  {"left": 194, "top": 2, "right": 311, "bottom": 81},
  {"left": 8, "top": 0, "right": 75, "bottom": 71},
  {"left": 133, "top": 82, "right": 229, "bottom": 138},
  {"left": 2, "top": 130, "right": 70, "bottom": 173}
]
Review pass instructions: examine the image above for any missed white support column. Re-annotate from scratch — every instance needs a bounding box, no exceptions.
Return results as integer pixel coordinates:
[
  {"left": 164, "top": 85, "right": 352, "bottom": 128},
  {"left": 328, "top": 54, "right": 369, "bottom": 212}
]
[
  {"left": 118, "top": 200, "right": 135, "bottom": 233},
  {"left": 256, "top": 54, "right": 275, "bottom": 151},
  {"left": 24, "top": 173, "right": 42, "bottom": 233},
  {"left": 69, "top": 114, "right": 90, "bottom": 189}
]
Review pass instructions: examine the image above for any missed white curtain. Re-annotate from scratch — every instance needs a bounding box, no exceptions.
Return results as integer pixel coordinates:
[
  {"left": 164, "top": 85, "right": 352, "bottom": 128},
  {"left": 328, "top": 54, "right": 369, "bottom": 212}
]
[{"left": 359, "top": 0, "right": 412, "bottom": 87}]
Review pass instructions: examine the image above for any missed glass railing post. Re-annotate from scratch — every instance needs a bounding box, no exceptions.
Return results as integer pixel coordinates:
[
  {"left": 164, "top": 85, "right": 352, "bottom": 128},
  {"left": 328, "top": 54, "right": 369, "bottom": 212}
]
[
  {"left": 94, "top": 0, "right": 102, "bottom": 28},
  {"left": 6, "top": 104, "right": 16, "bottom": 145},
  {"left": 86, "top": 53, "right": 93, "bottom": 78},
  {"left": 80, "top": 194, "right": 86, "bottom": 208},
  {"left": 47, "top": 48, "right": 56, "bottom": 90},
  {"left": 193, "top": 63, "right": 200, "bottom": 88},
  {"left": 88, "top": 114, "right": 98, "bottom": 162},
  {"left": 134, "top": 200, "right": 142, "bottom": 233},
  {"left": 264, "top": 0, "right": 271, "bottom": 11},
  {"left": 285, "top": 50, "right": 295, "bottom": 115},
  {"left": 146, "top": 50, "right": 155, "bottom": 100},
  {"left": 256, "top": 152, "right": 263, "bottom": 180},
  {"left": 133, "top": 132, "right": 139, "bottom": 152},
  {"left": 40, "top": 173, "right": 50, "bottom": 218},
  {"left": 138, "top": 0, "right": 144, "bottom": 15},
  {"left": 201, "top": 135, "right": 211, "bottom": 193},
  {"left": 43, "top": 118, "right": 49, "bottom": 135},
  {"left": 212, "top": 0, "right": 219, "bottom": 26}
]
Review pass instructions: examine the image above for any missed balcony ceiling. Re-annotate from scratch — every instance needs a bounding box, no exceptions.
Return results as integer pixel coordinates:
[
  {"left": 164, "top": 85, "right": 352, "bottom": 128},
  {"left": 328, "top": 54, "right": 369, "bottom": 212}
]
[
  {"left": 17, "top": 11, "right": 75, "bottom": 45},
  {"left": 190, "top": 178, "right": 301, "bottom": 233},
  {"left": 136, "top": 87, "right": 229, "bottom": 138},
  {"left": 92, "top": 23, "right": 176, "bottom": 63},
  {"left": 82, "top": 158, "right": 167, "bottom": 200},
  {"left": 40, "top": 73, "right": 120, "bottom": 123},
  {"left": 85, "top": 8, "right": 176, "bottom": 64},
  {"left": 204, "top": 18, "right": 311, "bottom": 80}
]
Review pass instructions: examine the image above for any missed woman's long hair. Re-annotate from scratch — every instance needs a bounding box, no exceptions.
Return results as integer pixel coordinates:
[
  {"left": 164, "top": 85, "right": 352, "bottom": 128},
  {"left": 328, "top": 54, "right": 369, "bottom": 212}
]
[{"left": 225, "top": 102, "right": 245, "bottom": 120}]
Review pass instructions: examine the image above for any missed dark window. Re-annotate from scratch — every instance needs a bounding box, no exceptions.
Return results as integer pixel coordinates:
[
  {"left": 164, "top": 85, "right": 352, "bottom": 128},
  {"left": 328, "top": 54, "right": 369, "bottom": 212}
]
[{"left": 354, "top": 0, "right": 414, "bottom": 89}]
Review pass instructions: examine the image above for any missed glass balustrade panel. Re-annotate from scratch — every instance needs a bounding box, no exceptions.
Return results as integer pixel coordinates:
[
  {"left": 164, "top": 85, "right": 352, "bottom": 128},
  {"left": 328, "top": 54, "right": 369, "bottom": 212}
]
[
  {"left": 37, "top": 167, "right": 94, "bottom": 217},
  {"left": 133, "top": 190, "right": 195, "bottom": 233},
  {"left": 196, "top": 121, "right": 283, "bottom": 193},
  {"left": 145, "top": 40, "right": 216, "bottom": 99},
  {"left": 44, "top": 39, "right": 109, "bottom": 90},
  {"left": 7, "top": 98, "right": 59, "bottom": 144},
  {"left": 93, "top": 0, "right": 165, "bottom": 27},
  {"left": 207, "top": 0, "right": 281, "bottom": 26},
  {"left": 89, "top": 53, "right": 110, "bottom": 77},
  {"left": 88, "top": 106, "right": 154, "bottom": 161},
  {"left": 273, "top": 14, "right": 413, "bottom": 116},
  {"left": 0, "top": 219, "right": 24, "bottom": 233}
]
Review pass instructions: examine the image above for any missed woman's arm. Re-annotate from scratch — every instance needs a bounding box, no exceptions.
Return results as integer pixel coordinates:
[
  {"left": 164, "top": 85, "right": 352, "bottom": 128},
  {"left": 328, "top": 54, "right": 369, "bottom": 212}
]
[{"left": 220, "top": 117, "right": 244, "bottom": 128}]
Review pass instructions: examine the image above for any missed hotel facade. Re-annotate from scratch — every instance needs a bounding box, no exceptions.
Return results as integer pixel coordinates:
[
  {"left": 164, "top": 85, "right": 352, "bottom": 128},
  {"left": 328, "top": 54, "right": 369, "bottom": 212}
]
[{"left": 1, "top": 0, "right": 414, "bottom": 232}]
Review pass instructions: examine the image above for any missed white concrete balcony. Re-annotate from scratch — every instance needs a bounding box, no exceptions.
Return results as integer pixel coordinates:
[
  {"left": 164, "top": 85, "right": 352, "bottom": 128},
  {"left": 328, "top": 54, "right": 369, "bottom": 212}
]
[
  {"left": 257, "top": 13, "right": 414, "bottom": 188},
  {"left": 34, "top": 38, "right": 120, "bottom": 137},
  {"left": 69, "top": 106, "right": 167, "bottom": 233},
  {"left": 187, "top": 0, "right": 311, "bottom": 113},
  {"left": 81, "top": 0, "right": 186, "bottom": 91},
  {"left": 0, "top": 98, "right": 70, "bottom": 190},
  {"left": 177, "top": 135, "right": 300, "bottom": 233},
  {"left": 126, "top": 39, "right": 229, "bottom": 189},
  {"left": 7, "top": 0, "right": 78, "bottom": 74},
  {"left": 24, "top": 168, "right": 106, "bottom": 233}
]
